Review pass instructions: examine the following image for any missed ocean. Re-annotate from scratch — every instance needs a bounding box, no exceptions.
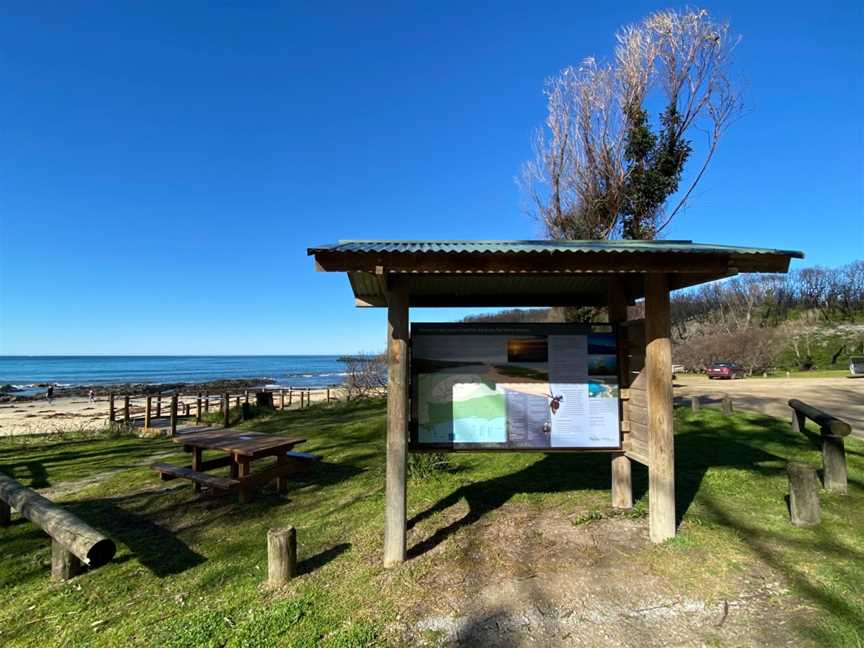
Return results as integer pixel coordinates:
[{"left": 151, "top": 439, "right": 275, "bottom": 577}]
[{"left": 0, "top": 356, "right": 347, "bottom": 394}]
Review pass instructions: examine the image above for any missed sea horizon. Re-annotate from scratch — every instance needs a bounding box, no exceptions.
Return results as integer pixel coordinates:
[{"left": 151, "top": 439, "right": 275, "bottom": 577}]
[{"left": 0, "top": 355, "right": 349, "bottom": 393}]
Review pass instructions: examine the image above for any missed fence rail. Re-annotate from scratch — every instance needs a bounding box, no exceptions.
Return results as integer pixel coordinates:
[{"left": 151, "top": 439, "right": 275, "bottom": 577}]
[{"left": 107, "top": 385, "right": 344, "bottom": 435}]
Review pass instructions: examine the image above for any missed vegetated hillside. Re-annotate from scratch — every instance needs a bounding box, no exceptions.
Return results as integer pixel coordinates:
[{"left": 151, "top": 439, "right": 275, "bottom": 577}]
[{"left": 460, "top": 262, "right": 864, "bottom": 374}]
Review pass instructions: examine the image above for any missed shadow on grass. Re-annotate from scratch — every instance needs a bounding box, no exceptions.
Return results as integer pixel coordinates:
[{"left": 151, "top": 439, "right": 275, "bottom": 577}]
[
  {"left": 299, "top": 542, "right": 351, "bottom": 575},
  {"left": 67, "top": 492, "right": 207, "bottom": 577},
  {"left": 407, "top": 452, "right": 648, "bottom": 559}
]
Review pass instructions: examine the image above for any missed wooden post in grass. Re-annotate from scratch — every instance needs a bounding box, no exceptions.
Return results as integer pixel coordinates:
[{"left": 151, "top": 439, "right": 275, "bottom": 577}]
[
  {"left": 280, "top": 389, "right": 285, "bottom": 410},
  {"left": 307, "top": 388, "right": 312, "bottom": 406},
  {"left": 205, "top": 396, "right": 210, "bottom": 413},
  {"left": 123, "top": 395, "right": 130, "bottom": 423},
  {"left": 722, "top": 394, "right": 733, "bottom": 415},
  {"left": 156, "top": 395, "right": 161, "bottom": 418},
  {"left": 109, "top": 394, "right": 115, "bottom": 422},
  {"left": 326, "top": 386, "right": 331, "bottom": 403},
  {"left": 235, "top": 396, "right": 240, "bottom": 410},
  {"left": 299, "top": 390, "right": 304, "bottom": 408},
  {"left": 244, "top": 390, "right": 249, "bottom": 404},
  {"left": 196, "top": 394, "right": 202, "bottom": 423},
  {"left": 787, "top": 462, "right": 820, "bottom": 526},
  {"left": 170, "top": 394, "right": 178, "bottom": 437},
  {"left": 821, "top": 431, "right": 848, "bottom": 494},
  {"left": 608, "top": 277, "right": 632, "bottom": 510},
  {"left": 384, "top": 283, "right": 409, "bottom": 566},
  {"left": 267, "top": 527, "right": 297, "bottom": 585},
  {"left": 52, "top": 539, "right": 83, "bottom": 581},
  {"left": 691, "top": 396, "right": 700, "bottom": 413},
  {"left": 288, "top": 389, "right": 293, "bottom": 407},
  {"left": 144, "top": 396, "right": 152, "bottom": 429},
  {"left": 223, "top": 393, "right": 230, "bottom": 428},
  {"left": 645, "top": 273, "right": 675, "bottom": 543}
]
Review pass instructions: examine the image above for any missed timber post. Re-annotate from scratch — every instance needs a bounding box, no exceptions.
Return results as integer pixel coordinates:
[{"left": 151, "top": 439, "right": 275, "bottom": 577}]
[
  {"left": 267, "top": 527, "right": 298, "bottom": 585},
  {"left": 787, "top": 462, "right": 820, "bottom": 526},
  {"left": 223, "top": 392, "right": 230, "bottom": 428},
  {"left": 384, "top": 283, "right": 409, "bottom": 567},
  {"left": 608, "top": 277, "right": 632, "bottom": 509},
  {"left": 51, "top": 539, "right": 83, "bottom": 581},
  {"left": 722, "top": 394, "right": 733, "bottom": 415},
  {"left": 144, "top": 396, "right": 152, "bottom": 429},
  {"left": 245, "top": 390, "right": 249, "bottom": 404},
  {"left": 205, "top": 396, "right": 210, "bottom": 413},
  {"left": 123, "top": 395, "right": 130, "bottom": 423},
  {"left": 288, "top": 388, "right": 293, "bottom": 407},
  {"left": 645, "top": 273, "right": 676, "bottom": 543},
  {"left": 109, "top": 394, "right": 115, "bottom": 423},
  {"left": 280, "top": 389, "right": 285, "bottom": 410},
  {"left": 156, "top": 395, "right": 161, "bottom": 418},
  {"left": 196, "top": 394, "right": 202, "bottom": 423},
  {"left": 691, "top": 396, "right": 700, "bottom": 413},
  {"left": 821, "top": 431, "right": 848, "bottom": 494},
  {"left": 327, "top": 386, "right": 331, "bottom": 403},
  {"left": 170, "top": 394, "right": 178, "bottom": 436}
]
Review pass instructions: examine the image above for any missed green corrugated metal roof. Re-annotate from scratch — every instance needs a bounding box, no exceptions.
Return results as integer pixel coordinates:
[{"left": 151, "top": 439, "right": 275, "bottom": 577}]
[{"left": 308, "top": 240, "right": 804, "bottom": 257}]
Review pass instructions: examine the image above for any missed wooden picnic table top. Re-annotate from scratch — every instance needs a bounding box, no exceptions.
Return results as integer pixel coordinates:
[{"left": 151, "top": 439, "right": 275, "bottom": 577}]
[{"left": 172, "top": 429, "right": 306, "bottom": 458}]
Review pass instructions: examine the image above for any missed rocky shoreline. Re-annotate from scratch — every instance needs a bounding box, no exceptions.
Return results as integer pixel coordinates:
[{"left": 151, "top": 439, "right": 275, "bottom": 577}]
[{"left": 0, "top": 378, "right": 276, "bottom": 402}]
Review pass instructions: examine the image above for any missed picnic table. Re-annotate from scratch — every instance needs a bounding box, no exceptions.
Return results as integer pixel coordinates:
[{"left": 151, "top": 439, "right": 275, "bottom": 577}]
[{"left": 151, "top": 429, "right": 320, "bottom": 503}]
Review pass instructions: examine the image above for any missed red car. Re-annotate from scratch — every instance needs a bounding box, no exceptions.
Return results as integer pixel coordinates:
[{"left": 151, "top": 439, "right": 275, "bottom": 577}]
[{"left": 706, "top": 362, "right": 744, "bottom": 379}]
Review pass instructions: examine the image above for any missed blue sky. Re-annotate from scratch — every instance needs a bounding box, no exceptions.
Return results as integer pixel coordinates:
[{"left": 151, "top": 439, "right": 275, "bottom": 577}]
[{"left": 1, "top": 1, "right": 862, "bottom": 355}]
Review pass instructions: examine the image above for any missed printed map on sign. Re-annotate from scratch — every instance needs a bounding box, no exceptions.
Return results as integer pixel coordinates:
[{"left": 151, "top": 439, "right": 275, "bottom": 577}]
[{"left": 411, "top": 324, "right": 621, "bottom": 450}]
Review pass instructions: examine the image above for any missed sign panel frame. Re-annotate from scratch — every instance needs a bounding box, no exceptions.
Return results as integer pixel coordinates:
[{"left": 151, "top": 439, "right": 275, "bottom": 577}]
[{"left": 409, "top": 322, "right": 623, "bottom": 453}]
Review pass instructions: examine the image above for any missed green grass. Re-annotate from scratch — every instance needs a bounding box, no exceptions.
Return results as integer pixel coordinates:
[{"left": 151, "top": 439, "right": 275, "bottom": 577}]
[
  {"left": 0, "top": 398, "right": 862, "bottom": 646},
  {"left": 761, "top": 369, "right": 853, "bottom": 379}
]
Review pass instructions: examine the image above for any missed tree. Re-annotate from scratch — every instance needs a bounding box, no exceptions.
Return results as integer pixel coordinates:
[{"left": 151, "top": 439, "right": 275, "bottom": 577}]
[{"left": 521, "top": 8, "right": 741, "bottom": 240}]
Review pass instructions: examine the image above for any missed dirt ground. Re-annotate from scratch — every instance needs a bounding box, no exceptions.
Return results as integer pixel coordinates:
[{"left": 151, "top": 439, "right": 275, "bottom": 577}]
[
  {"left": 674, "top": 376, "right": 864, "bottom": 438},
  {"left": 396, "top": 503, "right": 809, "bottom": 647}
]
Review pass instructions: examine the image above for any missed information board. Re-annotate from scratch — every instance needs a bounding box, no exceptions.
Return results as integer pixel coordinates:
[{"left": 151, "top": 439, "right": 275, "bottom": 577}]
[{"left": 410, "top": 323, "right": 621, "bottom": 451}]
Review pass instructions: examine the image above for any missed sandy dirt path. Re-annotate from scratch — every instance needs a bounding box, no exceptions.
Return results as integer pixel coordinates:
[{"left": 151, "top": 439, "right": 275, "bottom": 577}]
[{"left": 675, "top": 375, "right": 864, "bottom": 438}]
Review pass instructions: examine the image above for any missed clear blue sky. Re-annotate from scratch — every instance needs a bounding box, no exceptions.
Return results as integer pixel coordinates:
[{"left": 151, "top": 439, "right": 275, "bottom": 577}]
[{"left": 1, "top": 1, "right": 862, "bottom": 355}]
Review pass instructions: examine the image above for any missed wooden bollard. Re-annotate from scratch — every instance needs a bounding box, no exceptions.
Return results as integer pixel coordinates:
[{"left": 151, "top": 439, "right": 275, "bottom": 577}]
[
  {"left": 156, "top": 395, "right": 162, "bottom": 418},
  {"left": 145, "top": 396, "right": 152, "bottom": 428},
  {"left": 267, "top": 527, "right": 297, "bottom": 585},
  {"left": 691, "top": 396, "right": 700, "bottom": 413},
  {"left": 223, "top": 393, "right": 230, "bottom": 428},
  {"left": 205, "top": 396, "right": 210, "bottom": 413},
  {"left": 307, "top": 388, "right": 312, "bottom": 406},
  {"left": 245, "top": 390, "right": 249, "bottom": 404},
  {"left": 109, "top": 394, "right": 115, "bottom": 422},
  {"left": 280, "top": 389, "right": 285, "bottom": 410},
  {"left": 235, "top": 396, "right": 241, "bottom": 409},
  {"left": 722, "top": 394, "right": 733, "bottom": 415},
  {"left": 196, "top": 394, "right": 202, "bottom": 423},
  {"left": 326, "top": 386, "right": 331, "bottom": 403},
  {"left": 170, "top": 395, "right": 178, "bottom": 437},
  {"left": 787, "top": 462, "right": 820, "bottom": 527},
  {"left": 123, "top": 395, "right": 130, "bottom": 423},
  {"left": 288, "top": 389, "right": 293, "bottom": 407},
  {"left": 300, "top": 390, "right": 305, "bottom": 408},
  {"left": 52, "top": 538, "right": 83, "bottom": 581},
  {"left": 821, "top": 431, "right": 848, "bottom": 494}
]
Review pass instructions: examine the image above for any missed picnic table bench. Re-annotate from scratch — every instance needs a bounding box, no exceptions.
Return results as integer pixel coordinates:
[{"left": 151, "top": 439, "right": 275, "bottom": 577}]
[{"left": 151, "top": 429, "right": 320, "bottom": 503}]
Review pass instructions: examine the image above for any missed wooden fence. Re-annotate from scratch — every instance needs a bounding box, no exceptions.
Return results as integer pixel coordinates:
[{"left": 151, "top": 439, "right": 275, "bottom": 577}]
[{"left": 108, "top": 385, "right": 343, "bottom": 435}]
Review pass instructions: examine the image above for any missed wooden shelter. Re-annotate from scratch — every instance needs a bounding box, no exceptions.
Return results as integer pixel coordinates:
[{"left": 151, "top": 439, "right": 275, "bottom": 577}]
[{"left": 308, "top": 240, "right": 803, "bottom": 566}]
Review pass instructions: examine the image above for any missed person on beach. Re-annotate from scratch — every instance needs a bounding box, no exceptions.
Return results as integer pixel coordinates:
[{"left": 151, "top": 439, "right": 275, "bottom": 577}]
[
  {"left": 89, "top": 389, "right": 96, "bottom": 403},
  {"left": 46, "top": 385, "right": 54, "bottom": 405}
]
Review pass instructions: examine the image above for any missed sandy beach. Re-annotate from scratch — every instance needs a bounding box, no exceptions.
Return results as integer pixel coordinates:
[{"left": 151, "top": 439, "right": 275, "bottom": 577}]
[{"left": 0, "top": 388, "right": 340, "bottom": 437}]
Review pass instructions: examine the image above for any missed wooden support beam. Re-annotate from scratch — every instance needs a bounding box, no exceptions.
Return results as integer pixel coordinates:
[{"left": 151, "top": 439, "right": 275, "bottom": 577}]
[
  {"left": 237, "top": 457, "right": 251, "bottom": 504},
  {"left": 280, "top": 389, "right": 285, "bottom": 410},
  {"left": 109, "top": 394, "right": 115, "bottom": 422},
  {"left": 821, "top": 432, "right": 848, "bottom": 494},
  {"left": 123, "top": 395, "right": 130, "bottom": 423},
  {"left": 156, "top": 396, "right": 162, "bottom": 418},
  {"left": 608, "top": 277, "right": 632, "bottom": 510},
  {"left": 170, "top": 394, "right": 178, "bottom": 437},
  {"left": 51, "top": 539, "right": 83, "bottom": 581},
  {"left": 384, "top": 284, "right": 409, "bottom": 567},
  {"left": 645, "top": 273, "right": 676, "bottom": 543},
  {"left": 144, "top": 396, "right": 152, "bottom": 429}
]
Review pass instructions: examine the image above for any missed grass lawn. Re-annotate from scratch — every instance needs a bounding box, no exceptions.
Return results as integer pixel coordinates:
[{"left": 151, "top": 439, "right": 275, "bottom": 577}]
[{"left": 0, "top": 399, "right": 862, "bottom": 647}]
